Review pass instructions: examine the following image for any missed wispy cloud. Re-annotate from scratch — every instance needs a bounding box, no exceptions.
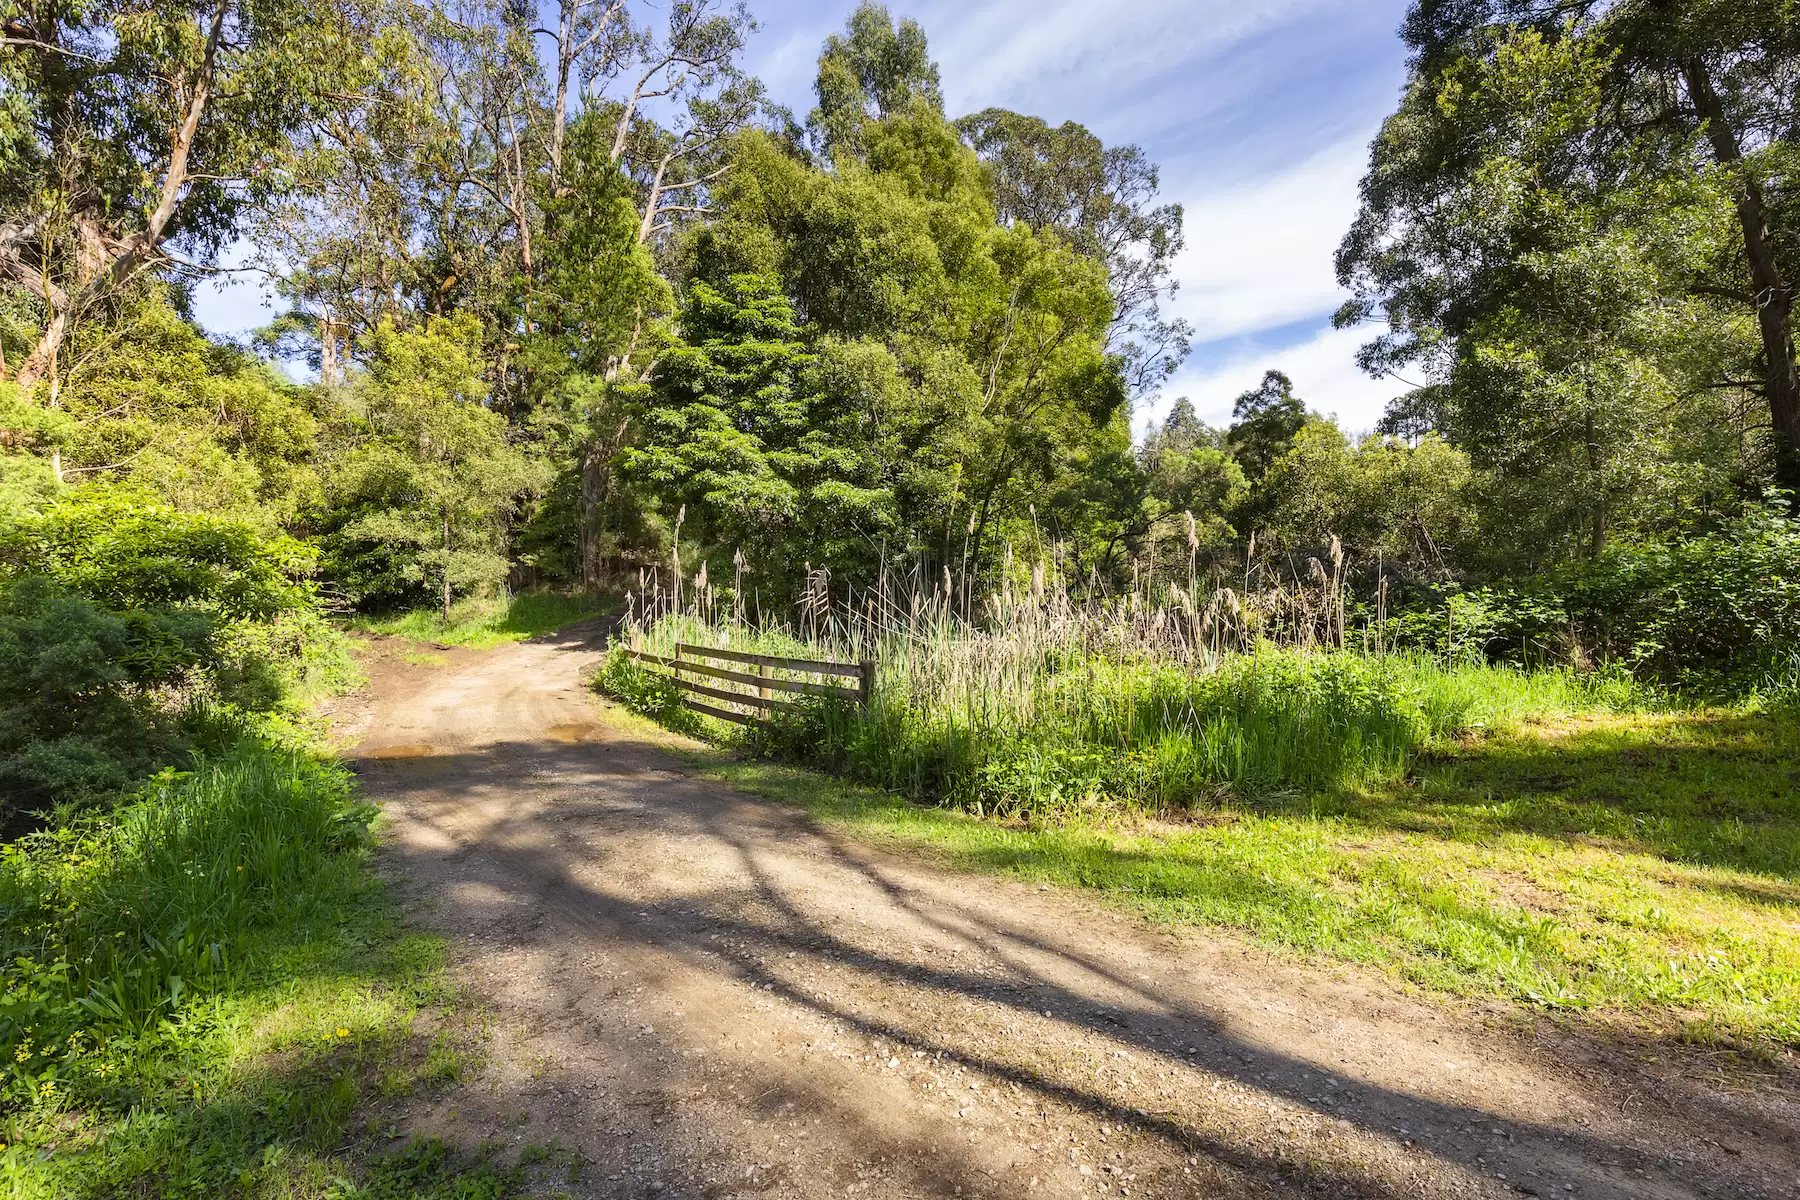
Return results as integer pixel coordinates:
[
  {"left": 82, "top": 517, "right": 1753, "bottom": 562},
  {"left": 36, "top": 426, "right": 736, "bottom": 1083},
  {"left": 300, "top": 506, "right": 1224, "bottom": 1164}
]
[{"left": 1164, "top": 135, "right": 1370, "bottom": 345}]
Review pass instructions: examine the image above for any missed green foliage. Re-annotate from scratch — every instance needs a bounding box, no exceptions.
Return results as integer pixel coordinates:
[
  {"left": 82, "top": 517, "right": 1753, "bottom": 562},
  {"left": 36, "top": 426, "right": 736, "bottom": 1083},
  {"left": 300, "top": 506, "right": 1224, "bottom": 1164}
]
[
  {"left": 0, "top": 738, "right": 490, "bottom": 1198},
  {"left": 1225, "top": 369, "right": 1309, "bottom": 488},
  {"left": 1, "top": 486, "right": 314, "bottom": 618},
  {"left": 0, "top": 579, "right": 198, "bottom": 810},
  {"left": 321, "top": 316, "right": 545, "bottom": 612},
  {"left": 610, "top": 618, "right": 1643, "bottom": 821},
  {"left": 0, "top": 487, "right": 346, "bottom": 813},
  {"left": 810, "top": 1, "right": 944, "bottom": 158},
  {"left": 0, "top": 381, "right": 71, "bottom": 513},
  {"left": 595, "top": 648, "right": 703, "bottom": 737},
  {"left": 1393, "top": 500, "right": 1800, "bottom": 686},
  {"left": 1260, "top": 422, "right": 1474, "bottom": 562},
  {"left": 1341, "top": 9, "right": 1786, "bottom": 560},
  {"left": 56, "top": 296, "right": 325, "bottom": 521}
]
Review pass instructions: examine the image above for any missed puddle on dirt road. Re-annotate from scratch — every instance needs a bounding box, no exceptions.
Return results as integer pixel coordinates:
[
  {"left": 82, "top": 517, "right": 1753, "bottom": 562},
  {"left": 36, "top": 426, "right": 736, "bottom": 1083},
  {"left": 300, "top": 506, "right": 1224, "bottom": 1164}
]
[
  {"left": 365, "top": 743, "right": 437, "bottom": 759},
  {"left": 544, "top": 723, "right": 603, "bottom": 743}
]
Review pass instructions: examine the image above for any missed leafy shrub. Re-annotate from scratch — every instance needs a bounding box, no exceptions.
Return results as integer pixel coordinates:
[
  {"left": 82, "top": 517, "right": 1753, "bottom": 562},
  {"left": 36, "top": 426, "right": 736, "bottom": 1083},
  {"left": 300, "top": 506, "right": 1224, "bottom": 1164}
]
[
  {"left": 0, "top": 579, "right": 207, "bottom": 810},
  {"left": 0, "top": 487, "right": 350, "bottom": 816},
  {"left": 594, "top": 648, "right": 702, "bottom": 736},
  {"left": 0, "top": 486, "right": 314, "bottom": 617},
  {"left": 1389, "top": 499, "right": 1800, "bottom": 688}
]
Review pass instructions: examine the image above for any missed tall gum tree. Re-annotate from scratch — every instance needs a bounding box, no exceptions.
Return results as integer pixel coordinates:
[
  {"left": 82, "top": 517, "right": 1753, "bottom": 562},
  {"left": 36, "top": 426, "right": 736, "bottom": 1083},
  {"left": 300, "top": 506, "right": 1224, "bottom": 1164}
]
[
  {"left": 0, "top": 0, "right": 373, "bottom": 398},
  {"left": 1348, "top": 0, "right": 1800, "bottom": 499}
]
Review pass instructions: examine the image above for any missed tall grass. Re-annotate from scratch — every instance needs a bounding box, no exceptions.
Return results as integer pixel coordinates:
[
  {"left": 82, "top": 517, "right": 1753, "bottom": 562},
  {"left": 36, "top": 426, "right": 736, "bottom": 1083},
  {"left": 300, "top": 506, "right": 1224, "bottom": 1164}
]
[
  {"left": 0, "top": 744, "right": 374, "bottom": 1091},
  {"left": 602, "top": 582, "right": 1649, "bottom": 818}
]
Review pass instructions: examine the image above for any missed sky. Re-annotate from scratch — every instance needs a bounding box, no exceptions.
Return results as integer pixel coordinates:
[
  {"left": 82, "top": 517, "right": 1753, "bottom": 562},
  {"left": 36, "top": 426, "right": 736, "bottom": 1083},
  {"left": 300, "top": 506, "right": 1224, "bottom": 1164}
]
[{"left": 192, "top": 0, "right": 1416, "bottom": 436}]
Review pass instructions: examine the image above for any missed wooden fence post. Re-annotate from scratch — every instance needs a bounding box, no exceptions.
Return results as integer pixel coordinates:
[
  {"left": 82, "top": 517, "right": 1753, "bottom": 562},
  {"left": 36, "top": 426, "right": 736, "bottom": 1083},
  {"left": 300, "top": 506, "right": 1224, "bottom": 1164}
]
[{"left": 858, "top": 660, "right": 875, "bottom": 708}]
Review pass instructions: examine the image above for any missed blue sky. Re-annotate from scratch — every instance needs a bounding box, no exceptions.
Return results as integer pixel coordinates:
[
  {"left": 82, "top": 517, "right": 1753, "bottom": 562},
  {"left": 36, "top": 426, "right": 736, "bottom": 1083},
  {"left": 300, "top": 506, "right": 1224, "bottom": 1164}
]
[{"left": 193, "top": 0, "right": 1414, "bottom": 435}]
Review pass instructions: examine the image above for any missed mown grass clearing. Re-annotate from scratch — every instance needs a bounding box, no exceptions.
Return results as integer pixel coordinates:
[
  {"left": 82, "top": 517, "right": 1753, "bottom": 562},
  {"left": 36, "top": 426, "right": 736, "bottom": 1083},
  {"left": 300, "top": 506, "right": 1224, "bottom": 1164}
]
[
  {"left": 599, "top": 696, "right": 1800, "bottom": 1054},
  {"left": 348, "top": 590, "right": 603, "bottom": 651}
]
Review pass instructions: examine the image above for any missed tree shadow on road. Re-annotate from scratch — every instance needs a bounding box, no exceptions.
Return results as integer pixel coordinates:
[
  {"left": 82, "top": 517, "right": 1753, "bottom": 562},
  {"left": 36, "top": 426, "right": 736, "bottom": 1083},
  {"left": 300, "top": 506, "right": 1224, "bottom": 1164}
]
[{"left": 355, "top": 715, "right": 1798, "bottom": 1200}]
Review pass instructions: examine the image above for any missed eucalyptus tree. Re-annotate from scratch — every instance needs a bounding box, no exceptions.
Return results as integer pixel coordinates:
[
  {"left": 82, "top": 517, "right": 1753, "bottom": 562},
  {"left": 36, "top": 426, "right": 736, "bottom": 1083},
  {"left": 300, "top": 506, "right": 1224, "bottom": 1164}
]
[
  {"left": 1344, "top": 0, "right": 1800, "bottom": 515},
  {"left": 0, "top": 0, "right": 377, "bottom": 397},
  {"left": 958, "top": 109, "right": 1191, "bottom": 398}
]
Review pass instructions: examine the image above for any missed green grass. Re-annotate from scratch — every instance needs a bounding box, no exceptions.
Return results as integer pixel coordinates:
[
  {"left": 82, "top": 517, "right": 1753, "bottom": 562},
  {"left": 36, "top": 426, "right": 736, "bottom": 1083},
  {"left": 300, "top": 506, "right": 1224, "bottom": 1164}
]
[
  {"left": 0, "top": 742, "right": 519, "bottom": 1198},
  {"left": 634, "top": 708, "right": 1800, "bottom": 1051},
  {"left": 349, "top": 590, "right": 605, "bottom": 651},
  {"left": 605, "top": 622, "right": 1653, "bottom": 812}
]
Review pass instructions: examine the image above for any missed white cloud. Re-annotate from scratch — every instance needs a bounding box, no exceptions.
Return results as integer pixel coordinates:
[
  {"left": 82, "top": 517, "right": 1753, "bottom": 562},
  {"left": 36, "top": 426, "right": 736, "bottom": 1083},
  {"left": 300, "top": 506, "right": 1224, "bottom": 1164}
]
[
  {"left": 1163, "top": 135, "right": 1369, "bottom": 344},
  {"left": 1140, "top": 322, "right": 1403, "bottom": 439},
  {"left": 926, "top": 0, "right": 1336, "bottom": 120}
]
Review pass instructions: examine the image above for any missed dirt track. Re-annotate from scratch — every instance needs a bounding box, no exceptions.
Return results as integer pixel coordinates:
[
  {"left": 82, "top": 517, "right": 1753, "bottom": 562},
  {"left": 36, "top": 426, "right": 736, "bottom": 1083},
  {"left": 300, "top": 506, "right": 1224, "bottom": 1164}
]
[{"left": 327, "top": 624, "right": 1798, "bottom": 1199}]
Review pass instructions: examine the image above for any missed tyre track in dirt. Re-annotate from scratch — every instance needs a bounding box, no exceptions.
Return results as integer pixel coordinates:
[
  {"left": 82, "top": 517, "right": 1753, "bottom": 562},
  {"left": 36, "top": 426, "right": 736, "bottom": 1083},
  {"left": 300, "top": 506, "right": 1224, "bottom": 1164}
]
[{"left": 326, "top": 623, "right": 1798, "bottom": 1199}]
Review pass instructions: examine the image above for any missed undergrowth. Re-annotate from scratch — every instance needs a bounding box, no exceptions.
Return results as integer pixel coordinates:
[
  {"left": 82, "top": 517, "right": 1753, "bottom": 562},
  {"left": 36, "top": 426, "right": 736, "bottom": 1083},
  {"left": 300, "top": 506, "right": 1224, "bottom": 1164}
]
[
  {"left": 0, "top": 742, "right": 511, "bottom": 1198},
  {"left": 600, "top": 620, "right": 1653, "bottom": 815}
]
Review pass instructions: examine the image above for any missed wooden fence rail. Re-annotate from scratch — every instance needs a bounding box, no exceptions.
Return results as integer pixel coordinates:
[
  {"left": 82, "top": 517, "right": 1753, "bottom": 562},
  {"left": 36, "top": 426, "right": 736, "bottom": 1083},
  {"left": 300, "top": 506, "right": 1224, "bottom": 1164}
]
[{"left": 620, "top": 643, "right": 875, "bottom": 725}]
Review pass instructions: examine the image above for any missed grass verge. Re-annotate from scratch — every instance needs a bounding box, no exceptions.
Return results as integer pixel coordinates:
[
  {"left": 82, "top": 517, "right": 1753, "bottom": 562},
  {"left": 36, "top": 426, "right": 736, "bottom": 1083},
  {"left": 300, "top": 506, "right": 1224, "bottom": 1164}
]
[
  {"left": 348, "top": 591, "right": 606, "bottom": 651},
  {"left": 595, "top": 696, "right": 1800, "bottom": 1054},
  {"left": 0, "top": 741, "right": 523, "bottom": 1197}
]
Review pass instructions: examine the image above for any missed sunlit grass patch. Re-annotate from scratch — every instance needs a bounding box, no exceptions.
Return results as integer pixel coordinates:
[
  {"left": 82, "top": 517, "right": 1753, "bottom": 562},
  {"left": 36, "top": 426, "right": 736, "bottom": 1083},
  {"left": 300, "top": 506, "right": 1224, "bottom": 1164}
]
[{"left": 350, "top": 590, "right": 605, "bottom": 651}]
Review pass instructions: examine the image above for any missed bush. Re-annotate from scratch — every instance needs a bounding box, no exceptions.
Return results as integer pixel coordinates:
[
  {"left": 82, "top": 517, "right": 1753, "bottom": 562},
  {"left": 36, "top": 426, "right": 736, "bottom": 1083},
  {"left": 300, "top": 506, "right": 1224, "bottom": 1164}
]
[
  {"left": 1389, "top": 499, "right": 1800, "bottom": 689},
  {"left": 0, "top": 488, "right": 351, "bottom": 817},
  {"left": 595, "top": 648, "right": 702, "bottom": 736},
  {"left": 0, "top": 579, "right": 206, "bottom": 810}
]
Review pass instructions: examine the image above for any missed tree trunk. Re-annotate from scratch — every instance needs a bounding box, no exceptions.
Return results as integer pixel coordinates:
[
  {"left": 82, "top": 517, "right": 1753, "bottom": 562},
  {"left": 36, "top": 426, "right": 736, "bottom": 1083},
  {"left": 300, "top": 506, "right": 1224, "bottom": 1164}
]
[
  {"left": 580, "top": 444, "right": 605, "bottom": 588},
  {"left": 319, "top": 313, "right": 340, "bottom": 387},
  {"left": 1685, "top": 58, "right": 1800, "bottom": 498}
]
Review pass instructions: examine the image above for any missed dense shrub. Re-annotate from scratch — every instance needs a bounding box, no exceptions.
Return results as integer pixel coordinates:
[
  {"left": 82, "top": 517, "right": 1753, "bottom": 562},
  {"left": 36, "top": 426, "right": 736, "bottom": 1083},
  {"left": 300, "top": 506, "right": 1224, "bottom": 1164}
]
[
  {"left": 0, "top": 579, "right": 207, "bottom": 809},
  {"left": 0, "top": 488, "right": 353, "bottom": 817},
  {"left": 1389, "top": 500, "right": 1800, "bottom": 688}
]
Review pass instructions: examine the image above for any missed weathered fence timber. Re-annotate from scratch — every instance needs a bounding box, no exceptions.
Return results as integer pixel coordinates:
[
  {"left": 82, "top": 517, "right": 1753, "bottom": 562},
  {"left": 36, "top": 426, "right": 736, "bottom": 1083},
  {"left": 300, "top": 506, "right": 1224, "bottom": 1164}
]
[{"left": 620, "top": 642, "right": 874, "bottom": 725}]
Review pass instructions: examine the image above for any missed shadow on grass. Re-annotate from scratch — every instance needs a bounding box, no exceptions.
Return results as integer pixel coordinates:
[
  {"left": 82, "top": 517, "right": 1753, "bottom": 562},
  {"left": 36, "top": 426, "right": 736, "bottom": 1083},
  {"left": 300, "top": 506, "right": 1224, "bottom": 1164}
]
[
  {"left": 1320, "top": 713, "right": 1800, "bottom": 878},
  {"left": 1, "top": 838, "right": 522, "bottom": 1198},
  {"left": 349, "top": 591, "right": 616, "bottom": 651}
]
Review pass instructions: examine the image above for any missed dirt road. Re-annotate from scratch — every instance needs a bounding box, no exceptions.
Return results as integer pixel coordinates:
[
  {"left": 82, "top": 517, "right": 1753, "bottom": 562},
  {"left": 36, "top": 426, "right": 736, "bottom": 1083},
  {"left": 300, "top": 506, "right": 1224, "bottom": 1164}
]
[{"left": 330, "top": 625, "right": 1797, "bottom": 1199}]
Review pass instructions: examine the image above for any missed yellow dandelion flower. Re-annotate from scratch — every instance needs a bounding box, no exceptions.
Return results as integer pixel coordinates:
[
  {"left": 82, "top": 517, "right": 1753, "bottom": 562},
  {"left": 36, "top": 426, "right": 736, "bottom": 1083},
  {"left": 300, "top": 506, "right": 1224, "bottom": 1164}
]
[{"left": 336, "top": 1028, "right": 350, "bottom": 1038}]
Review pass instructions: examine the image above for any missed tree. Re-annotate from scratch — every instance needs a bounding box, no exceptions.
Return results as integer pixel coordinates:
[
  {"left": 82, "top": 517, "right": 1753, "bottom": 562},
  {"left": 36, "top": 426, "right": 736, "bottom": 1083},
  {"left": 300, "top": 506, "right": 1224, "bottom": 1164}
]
[
  {"left": 1349, "top": 1, "right": 1800, "bottom": 499},
  {"left": 1338, "top": 21, "right": 1763, "bottom": 559},
  {"left": 958, "top": 109, "right": 1191, "bottom": 397},
  {"left": 1259, "top": 420, "right": 1473, "bottom": 565},
  {"left": 0, "top": 0, "right": 372, "bottom": 393},
  {"left": 809, "top": 1, "right": 942, "bottom": 159},
  {"left": 1227, "top": 370, "right": 1309, "bottom": 483},
  {"left": 320, "top": 316, "right": 542, "bottom": 616}
]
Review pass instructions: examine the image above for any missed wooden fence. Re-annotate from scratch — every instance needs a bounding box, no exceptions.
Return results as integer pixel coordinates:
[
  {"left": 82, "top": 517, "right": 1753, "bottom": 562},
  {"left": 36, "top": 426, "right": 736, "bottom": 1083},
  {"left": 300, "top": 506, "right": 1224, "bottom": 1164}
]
[{"left": 620, "top": 642, "right": 875, "bottom": 725}]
